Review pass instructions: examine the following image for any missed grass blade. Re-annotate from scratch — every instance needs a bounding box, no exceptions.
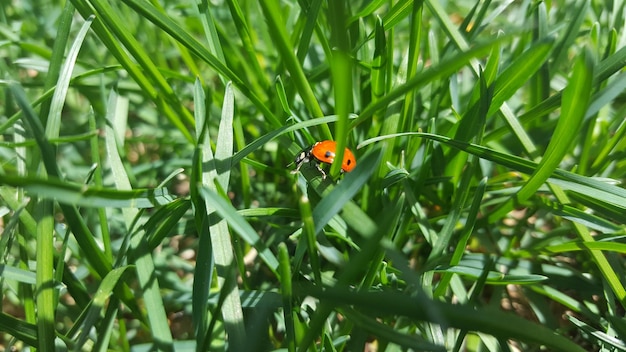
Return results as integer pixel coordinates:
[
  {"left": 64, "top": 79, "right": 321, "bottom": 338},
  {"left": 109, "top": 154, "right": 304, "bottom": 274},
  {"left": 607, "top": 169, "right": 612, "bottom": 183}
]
[{"left": 104, "top": 90, "right": 174, "bottom": 350}]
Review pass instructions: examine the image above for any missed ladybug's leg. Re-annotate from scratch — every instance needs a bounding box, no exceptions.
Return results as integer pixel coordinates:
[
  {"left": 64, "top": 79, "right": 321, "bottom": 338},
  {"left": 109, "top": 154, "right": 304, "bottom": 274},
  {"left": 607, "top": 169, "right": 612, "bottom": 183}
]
[
  {"left": 290, "top": 151, "right": 309, "bottom": 174},
  {"left": 315, "top": 162, "right": 327, "bottom": 179},
  {"left": 290, "top": 161, "right": 304, "bottom": 174}
]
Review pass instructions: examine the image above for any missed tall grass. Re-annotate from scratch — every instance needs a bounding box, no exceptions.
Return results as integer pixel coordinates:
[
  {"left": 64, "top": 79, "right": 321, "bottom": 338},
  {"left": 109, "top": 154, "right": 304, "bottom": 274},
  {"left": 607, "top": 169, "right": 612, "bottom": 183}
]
[{"left": 1, "top": 0, "right": 625, "bottom": 351}]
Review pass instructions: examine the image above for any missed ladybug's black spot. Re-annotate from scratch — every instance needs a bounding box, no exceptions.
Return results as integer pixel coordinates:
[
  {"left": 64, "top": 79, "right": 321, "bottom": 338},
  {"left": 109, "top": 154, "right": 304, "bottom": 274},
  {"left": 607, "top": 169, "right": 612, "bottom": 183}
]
[
  {"left": 346, "top": 159, "right": 352, "bottom": 165},
  {"left": 325, "top": 151, "right": 332, "bottom": 158}
]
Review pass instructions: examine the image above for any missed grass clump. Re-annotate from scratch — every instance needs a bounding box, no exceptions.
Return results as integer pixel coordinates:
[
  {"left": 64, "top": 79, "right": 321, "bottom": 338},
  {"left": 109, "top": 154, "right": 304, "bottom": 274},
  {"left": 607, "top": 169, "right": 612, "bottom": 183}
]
[{"left": 1, "top": 0, "right": 625, "bottom": 351}]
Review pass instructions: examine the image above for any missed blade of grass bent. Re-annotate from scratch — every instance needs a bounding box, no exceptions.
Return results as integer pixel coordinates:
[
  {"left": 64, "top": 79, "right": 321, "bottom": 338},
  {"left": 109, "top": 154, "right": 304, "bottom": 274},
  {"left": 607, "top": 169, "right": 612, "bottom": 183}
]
[
  {"left": 550, "top": 184, "right": 626, "bottom": 308},
  {"left": 199, "top": 187, "right": 279, "bottom": 273},
  {"left": 354, "top": 37, "right": 506, "bottom": 126},
  {"left": 9, "top": 83, "right": 113, "bottom": 283},
  {"left": 302, "top": 286, "right": 586, "bottom": 352},
  {"left": 488, "top": 49, "right": 594, "bottom": 222},
  {"left": 312, "top": 151, "right": 381, "bottom": 236},
  {"left": 363, "top": 132, "right": 626, "bottom": 221},
  {"left": 0, "top": 174, "right": 174, "bottom": 208}
]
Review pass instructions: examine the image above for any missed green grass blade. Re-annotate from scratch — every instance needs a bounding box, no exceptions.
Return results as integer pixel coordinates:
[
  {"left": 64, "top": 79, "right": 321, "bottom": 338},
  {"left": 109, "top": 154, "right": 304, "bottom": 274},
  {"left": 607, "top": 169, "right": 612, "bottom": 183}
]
[
  {"left": 354, "top": 37, "right": 506, "bottom": 125},
  {"left": 199, "top": 186, "right": 279, "bottom": 272},
  {"left": 4, "top": 2, "right": 625, "bottom": 350},
  {"left": 71, "top": 0, "right": 194, "bottom": 141},
  {"left": 0, "top": 313, "right": 39, "bottom": 348},
  {"left": 38, "top": 13, "right": 99, "bottom": 342},
  {"left": 258, "top": 0, "right": 329, "bottom": 137},
  {"left": 434, "top": 177, "right": 488, "bottom": 296},
  {"left": 0, "top": 174, "right": 174, "bottom": 208},
  {"left": 550, "top": 185, "right": 626, "bottom": 307},
  {"left": 550, "top": 1, "right": 589, "bottom": 72},
  {"left": 45, "top": 15, "right": 93, "bottom": 138},
  {"left": 39, "top": 1, "right": 75, "bottom": 122},
  {"left": 197, "top": 83, "right": 247, "bottom": 350},
  {"left": 190, "top": 79, "right": 213, "bottom": 350},
  {"left": 491, "top": 48, "right": 594, "bottom": 219},
  {"left": 312, "top": 150, "right": 380, "bottom": 236},
  {"left": 224, "top": 0, "right": 270, "bottom": 90},
  {"left": 215, "top": 82, "right": 235, "bottom": 188},
  {"left": 0, "top": 264, "right": 36, "bottom": 285},
  {"left": 193, "top": 0, "right": 226, "bottom": 63},
  {"left": 302, "top": 286, "right": 586, "bottom": 352},
  {"left": 119, "top": 0, "right": 281, "bottom": 128},
  {"left": 488, "top": 39, "right": 554, "bottom": 117},
  {"left": 104, "top": 90, "right": 174, "bottom": 350},
  {"left": 278, "top": 243, "right": 297, "bottom": 352},
  {"left": 74, "top": 266, "right": 133, "bottom": 349}
]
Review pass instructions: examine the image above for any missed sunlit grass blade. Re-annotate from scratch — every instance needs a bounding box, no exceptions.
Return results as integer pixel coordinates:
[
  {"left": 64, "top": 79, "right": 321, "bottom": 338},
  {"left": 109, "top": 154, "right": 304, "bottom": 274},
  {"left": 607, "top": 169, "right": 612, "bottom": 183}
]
[
  {"left": 192, "top": 0, "right": 225, "bottom": 63},
  {"left": 0, "top": 264, "right": 36, "bottom": 285},
  {"left": 355, "top": 36, "right": 507, "bottom": 125},
  {"left": 195, "top": 83, "right": 247, "bottom": 349},
  {"left": 489, "top": 48, "right": 594, "bottom": 220},
  {"left": 0, "top": 174, "right": 174, "bottom": 208},
  {"left": 190, "top": 79, "right": 213, "bottom": 349},
  {"left": 550, "top": 184, "right": 626, "bottom": 308},
  {"left": 34, "top": 166, "right": 54, "bottom": 350},
  {"left": 39, "top": 1, "right": 75, "bottom": 121},
  {"left": 3, "top": 1, "right": 626, "bottom": 350},
  {"left": 215, "top": 83, "right": 235, "bottom": 188},
  {"left": 567, "top": 315, "right": 626, "bottom": 350},
  {"left": 71, "top": 0, "right": 194, "bottom": 141},
  {"left": 73, "top": 266, "right": 134, "bottom": 349},
  {"left": 118, "top": 0, "right": 281, "bottom": 128},
  {"left": 45, "top": 15, "right": 93, "bottom": 138},
  {"left": 104, "top": 90, "right": 174, "bottom": 350},
  {"left": 199, "top": 186, "right": 279, "bottom": 272},
  {"left": 278, "top": 243, "right": 297, "bottom": 352},
  {"left": 258, "top": 0, "right": 329, "bottom": 136},
  {"left": 488, "top": 38, "right": 554, "bottom": 116}
]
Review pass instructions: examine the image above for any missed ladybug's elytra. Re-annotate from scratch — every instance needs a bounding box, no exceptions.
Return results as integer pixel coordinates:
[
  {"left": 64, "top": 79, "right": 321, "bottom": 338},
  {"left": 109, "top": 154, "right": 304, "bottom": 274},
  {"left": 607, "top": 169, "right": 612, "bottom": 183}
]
[{"left": 291, "top": 140, "right": 356, "bottom": 179}]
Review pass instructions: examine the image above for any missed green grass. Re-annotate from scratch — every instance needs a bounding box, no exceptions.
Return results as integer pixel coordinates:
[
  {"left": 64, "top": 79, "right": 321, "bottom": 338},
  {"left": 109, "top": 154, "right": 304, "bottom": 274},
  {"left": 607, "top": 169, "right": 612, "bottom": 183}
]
[{"left": 1, "top": 0, "right": 626, "bottom": 351}]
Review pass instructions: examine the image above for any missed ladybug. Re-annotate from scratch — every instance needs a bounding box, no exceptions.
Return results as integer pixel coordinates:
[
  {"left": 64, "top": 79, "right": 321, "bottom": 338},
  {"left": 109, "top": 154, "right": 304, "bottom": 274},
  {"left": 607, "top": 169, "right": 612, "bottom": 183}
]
[{"left": 291, "top": 140, "right": 356, "bottom": 179}]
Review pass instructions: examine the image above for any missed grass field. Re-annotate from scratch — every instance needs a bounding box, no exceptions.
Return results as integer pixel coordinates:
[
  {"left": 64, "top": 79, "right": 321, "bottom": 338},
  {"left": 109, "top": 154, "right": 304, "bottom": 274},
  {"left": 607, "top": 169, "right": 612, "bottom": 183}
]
[{"left": 1, "top": 0, "right": 626, "bottom": 351}]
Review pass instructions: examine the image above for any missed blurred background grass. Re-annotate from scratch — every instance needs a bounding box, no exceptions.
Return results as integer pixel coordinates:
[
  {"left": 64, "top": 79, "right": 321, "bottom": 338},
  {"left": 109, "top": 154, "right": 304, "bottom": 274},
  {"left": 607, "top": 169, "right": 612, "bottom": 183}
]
[{"left": 1, "top": 0, "right": 626, "bottom": 351}]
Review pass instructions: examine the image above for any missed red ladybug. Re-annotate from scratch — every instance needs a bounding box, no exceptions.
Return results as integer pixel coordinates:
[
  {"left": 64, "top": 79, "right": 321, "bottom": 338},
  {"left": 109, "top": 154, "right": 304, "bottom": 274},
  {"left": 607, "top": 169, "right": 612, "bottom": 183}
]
[{"left": 291, "top": 140, "right": 356, "bottom": 179}]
